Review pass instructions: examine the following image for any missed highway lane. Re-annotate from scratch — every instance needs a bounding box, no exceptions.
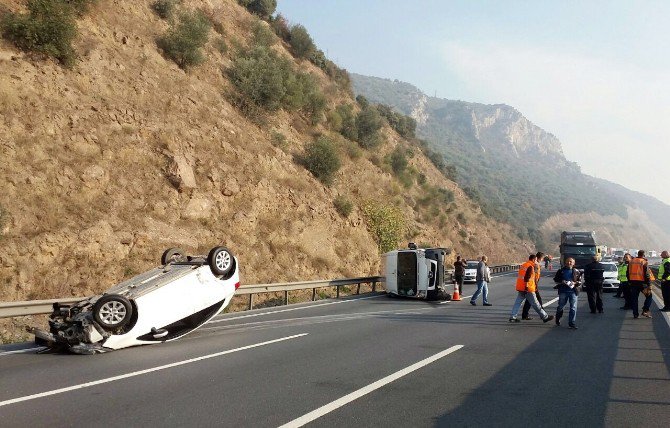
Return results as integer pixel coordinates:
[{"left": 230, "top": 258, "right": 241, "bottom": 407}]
[{"left": 1, "top": 270, "right": 669, "bottom": 427}]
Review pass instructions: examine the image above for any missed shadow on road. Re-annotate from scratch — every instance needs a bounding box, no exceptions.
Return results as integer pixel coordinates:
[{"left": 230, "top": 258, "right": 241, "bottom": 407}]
[{"left": 432, "top": 294, "right": 670, "bottom": 427}]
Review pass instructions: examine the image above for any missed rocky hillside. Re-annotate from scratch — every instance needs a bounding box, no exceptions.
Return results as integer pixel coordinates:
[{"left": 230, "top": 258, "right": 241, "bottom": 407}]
[
  {"left": 351, "top": 73, "right": 670, "bottom": 250},
  {"left": 0, "top": 0, "right": 532, "bottom": 341}
]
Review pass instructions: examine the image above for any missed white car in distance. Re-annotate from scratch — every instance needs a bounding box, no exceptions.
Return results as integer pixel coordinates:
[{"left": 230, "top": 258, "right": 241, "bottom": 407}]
[{"left": 600, "top": 261, "right": 620, "bottom": 291}]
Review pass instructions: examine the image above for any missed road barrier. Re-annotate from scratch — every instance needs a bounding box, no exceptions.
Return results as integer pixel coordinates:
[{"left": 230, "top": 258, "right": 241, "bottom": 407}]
[{"left": 0, "top": 264, "right": 522, "bottom": 318}]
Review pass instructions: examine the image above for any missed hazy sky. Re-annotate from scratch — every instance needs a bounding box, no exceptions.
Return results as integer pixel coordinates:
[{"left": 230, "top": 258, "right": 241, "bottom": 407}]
[{"left": 277, "top": 0, "right": 670, "bottom": 205}]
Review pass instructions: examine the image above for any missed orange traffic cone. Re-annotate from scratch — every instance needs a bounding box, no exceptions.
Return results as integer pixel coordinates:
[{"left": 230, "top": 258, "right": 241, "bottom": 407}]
[{"left": 452, "top": 282, "right": 461, "bottom": 301}]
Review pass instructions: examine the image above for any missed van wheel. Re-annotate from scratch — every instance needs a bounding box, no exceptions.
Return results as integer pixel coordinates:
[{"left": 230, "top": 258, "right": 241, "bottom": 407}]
[
  {"left": 93, "top": 295, "right": 133, "bottom": 330},
  {"left": 161, "top": 248, "right": 185, "bottom": 265},
  {"left": 208, "top": 246, "right": 234, "bottom": 276}
]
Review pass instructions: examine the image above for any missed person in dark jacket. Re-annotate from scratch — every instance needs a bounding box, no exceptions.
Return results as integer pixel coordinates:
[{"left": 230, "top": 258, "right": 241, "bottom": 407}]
[
  {"left": 453, "top": 255, "right": 467, "bottom": 295},
  {"left": 583, "top": 255, "right": 606, "bottom": 314},
  {"left": 659, "top": 250, "right": 670, "bottom": 312},
  {"left": 553, "top": 257, "right": 581, "bottom": 329},
  {"left": 470, "top": 255, "right": 492, "bottom": 306}
]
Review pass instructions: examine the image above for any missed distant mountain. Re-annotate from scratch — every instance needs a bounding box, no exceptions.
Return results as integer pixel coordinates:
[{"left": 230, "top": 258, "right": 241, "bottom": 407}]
[{"left": 351, "top": 73, "right": 670, "bottom": 249}]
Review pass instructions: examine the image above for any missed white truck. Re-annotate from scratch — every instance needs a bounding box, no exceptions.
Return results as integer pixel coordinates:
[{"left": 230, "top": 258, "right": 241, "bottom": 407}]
[{"left": 383, "top": 244, "right": 449, "bottom": 300}]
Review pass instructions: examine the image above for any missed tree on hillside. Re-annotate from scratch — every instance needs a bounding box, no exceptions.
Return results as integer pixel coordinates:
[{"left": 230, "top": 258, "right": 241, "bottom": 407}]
[
  {"left": 239, "top": 0, "right": 277, "bottom": 20},
  {"left": 289, "top": 24, "right": 315, "bottom": 59}
]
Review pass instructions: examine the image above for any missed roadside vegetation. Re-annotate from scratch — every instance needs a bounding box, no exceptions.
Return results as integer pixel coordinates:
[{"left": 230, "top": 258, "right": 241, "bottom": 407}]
[
  {"left": 157, "top": 10, "right": 210, "bottom": 69},
  {"left": 362, "top": 201, "right": 406, "bottom": 253},
  {"left": 0, "top": 0, "right": 95, "bottom": 67}
]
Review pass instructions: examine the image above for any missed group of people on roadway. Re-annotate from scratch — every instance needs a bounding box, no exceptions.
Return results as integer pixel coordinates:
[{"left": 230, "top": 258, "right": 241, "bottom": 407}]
[
  {"left": 506, "top": 249, "right": 670, "bottom": 329},
  {"left": 614, "top": 250, "right": 670, "bottom": 317}
]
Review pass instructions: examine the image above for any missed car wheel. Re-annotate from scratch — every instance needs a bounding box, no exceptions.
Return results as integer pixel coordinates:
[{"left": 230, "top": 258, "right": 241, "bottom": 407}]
[
  {"left": 161, "top": 247, "right": 185, "bottom": 265},
  {"left": 93, "top": 294, "right": 133, "bottom": 330},
  {"left": 207, "top": 246, "right": 234, "bottom": 276}
]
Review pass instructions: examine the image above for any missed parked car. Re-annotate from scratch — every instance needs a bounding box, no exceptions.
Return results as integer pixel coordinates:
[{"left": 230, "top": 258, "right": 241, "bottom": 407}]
[
  {"left": 464, "top": 260, "right": 478, "bottom": 283},
  {"left": 601, "top": 261, "right": 620, "bottom": 291},
  {"left": 30, "top": 246, "right": 240, "bottom": 354}
]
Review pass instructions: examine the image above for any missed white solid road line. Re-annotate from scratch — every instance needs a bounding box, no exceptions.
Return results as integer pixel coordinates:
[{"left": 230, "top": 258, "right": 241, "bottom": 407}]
[
  {"left": 0, "top": 347, "right": 45, "bottom": 357},
  {"left": 0, "top": 333, "right": 308, "bottom": 408},
  {"left": 651, "top": 290, "right": 670, "bottom": 329},
  {"left": 209, "top": 294, "right": 384, "bottom": 324},
  {"left": 279, "top": 344, "right": 464, "bottom": 428}
]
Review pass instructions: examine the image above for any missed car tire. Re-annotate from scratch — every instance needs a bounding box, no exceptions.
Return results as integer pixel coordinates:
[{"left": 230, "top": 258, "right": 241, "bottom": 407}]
[
  {"left": 161, "top": 247, "right": 185, "bottom": 265},
  {"left": 207, "top": 246, "right": 235, "bottom": 276},
  {"left": 93, "top": 294, "right": 133, "bottom": 330}
]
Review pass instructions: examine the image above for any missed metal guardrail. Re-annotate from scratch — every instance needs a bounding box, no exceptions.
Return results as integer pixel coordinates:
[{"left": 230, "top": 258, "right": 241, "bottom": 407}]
[{"left": 0, "top": 263, "right": 522, "bottom": 318}]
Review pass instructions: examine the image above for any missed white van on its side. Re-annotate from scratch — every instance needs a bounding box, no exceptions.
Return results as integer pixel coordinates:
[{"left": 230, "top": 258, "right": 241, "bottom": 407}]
[{"left": 384, "top": 244, "right": 448, "bottom": 300}]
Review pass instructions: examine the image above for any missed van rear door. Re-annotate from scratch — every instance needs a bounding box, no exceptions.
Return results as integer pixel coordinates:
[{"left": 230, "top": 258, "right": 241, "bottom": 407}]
[{"left": 397, "top": 251, "right": 418, "bottom": 296}]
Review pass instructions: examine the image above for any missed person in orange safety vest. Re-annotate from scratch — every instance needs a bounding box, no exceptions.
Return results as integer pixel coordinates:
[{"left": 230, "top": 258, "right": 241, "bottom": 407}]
[
  {"left": 627, "top": 250, "right": 652, "bottom": 318},
  {"left": 509, "top": 254, "right": 554, "bottom": 323}
]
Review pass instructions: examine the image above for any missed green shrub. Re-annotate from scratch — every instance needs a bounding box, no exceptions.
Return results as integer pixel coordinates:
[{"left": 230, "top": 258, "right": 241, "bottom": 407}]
[
  {"left": 333, "top": 196, "right": 353, "bottom": 218},
  {"left": 389, "top": 147, "right": 408, "bottom": 175},
  {"left": 252, "top": 20, "right": 274, "bottom": 46},
  {"left": 342, "top": 139, "right": 362, "bottom": 160},
  {"left": 157, "top": 10, "right": 210, "bottom": 69},
  {"left": 417, "top": 173, "right": 427, "bottom": 185},
  {"left": 289, "top": 24, "right": 314, "bottom": 58},
  {"left": 64, "top": 0, "right": 96, "bottom": 15},
  {"left": 457, "top": 212, "right": 467, "bottom": 224},
  {"left": 376, "top": 104, "right": 416, "bottom": 139},
  {"left": 356, "top": 106, "right": 383, "bottom": 143},
  {"left": 336, "top": 104, "right": 358, "bottom": 141},
  {"left": 240, "top": 0, "right": 276, "bottom": 20},
  {"left": 230, "top": 46, "right": 289, "bottom": 111},
  {"left": 229, "top": 46, "right": 327, "bottom": 122},
  {"left": 358, "top": 132, "right": 384, "bottom": 150},
  {"left": 214, "top": 37, "right": 227, "bottom": 54},
  {"left": 327, "top": 109, "right": 343, "bottom": 132},
  {"left": 362, "top": 201, "right": 406, "bottom": 253},
  {"left": 270, "top": 130, "right": 288, "bottom": 149},
  {"left": 302, "top": 137, "right": 341, "bottom": 185},
  {"left": 270, "top": 13, "right": 290, "bottom": 41},
  {"left": 1, "top": 0, "right": 78, "bottom": 67},
  {"left": 356, "top": 95, "right": 369, "bottom": 109},
  {"left": 151, "top": 0, "right": 179, "bottom": 20}
]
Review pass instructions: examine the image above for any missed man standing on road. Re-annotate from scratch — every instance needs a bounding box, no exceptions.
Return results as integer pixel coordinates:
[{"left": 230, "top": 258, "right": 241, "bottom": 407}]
[
  {"left": 584, "top": 255, "right": 606, "bottom": 314},
  {"left": 454, "top": 255, "right": 467, "bottom": 295},
  {"left": 659, "top": 251, "right": 670, "bottom": 312},
  {"left": 470, "top": 255, "right": 492, "bottom": 306},
  {"left": 617, "top": 253, "right": 632, "bottom": 310},
  {"left": 627, "top": 250, "right": 652, "bottom": 318},
  {"left": 522, "top": 252, "right": 545, "bottom": 320},
  {"left": 553, "top": 257, "right": 581, "bottom": 329},
  {"left": 509, "top": 254, "right": 554, "bottom": 323}
]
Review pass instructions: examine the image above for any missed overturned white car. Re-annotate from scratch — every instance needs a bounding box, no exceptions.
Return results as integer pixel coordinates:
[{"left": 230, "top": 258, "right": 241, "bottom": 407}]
[{"left": 30, "top": 246, "right": 240, "bottom": 354}]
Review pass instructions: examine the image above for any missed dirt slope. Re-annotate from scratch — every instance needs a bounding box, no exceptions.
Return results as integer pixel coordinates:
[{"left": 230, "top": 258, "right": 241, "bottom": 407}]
[{"left": 0, "top": 0, "right": 530, "bottom": 341}]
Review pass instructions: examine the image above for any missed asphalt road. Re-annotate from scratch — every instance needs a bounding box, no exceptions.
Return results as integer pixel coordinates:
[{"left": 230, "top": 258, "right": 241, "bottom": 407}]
[{"left": 1, "top": 269, "right": 669, "bottom": 427}]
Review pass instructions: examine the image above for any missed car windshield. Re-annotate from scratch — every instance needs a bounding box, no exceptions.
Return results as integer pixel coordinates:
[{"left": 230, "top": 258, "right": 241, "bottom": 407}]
[
  {"left": 603, "top": 264, "right": 617, "bottom": 271},
  {"left": 466, "top": 261, "right": 478, "bottom": 268},
  {"left": 563, "top": 245, "right": 597, "bottom": 256}
]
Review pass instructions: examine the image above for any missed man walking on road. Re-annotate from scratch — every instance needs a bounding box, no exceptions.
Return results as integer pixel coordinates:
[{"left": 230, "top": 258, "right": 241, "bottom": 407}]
[
  {"left": 454, "top": 255, "right": 466, "bottom": 295},
  {"left": 659, "top": 250, "right": 670, "bottom": 312},
  {"left": 522, "top": 251, "right": 545, "bottom": 320},
  {"left": 617, "top": 253, "right": 632, "bottom": 310},
  {"left": 509, "top": 254, "right": 554, "bottom": 323},
  {"left": 627, "top": 250, "right": 652, "bottom": 318},
  {"left": 584, "top": 255, "right": 606, "bottom": 314},
  {"left": 553, "top": 257, "right": 581, "bottom": 329},
  {"left": 470, "top": 255, "right": 492, "bottom": 306}
]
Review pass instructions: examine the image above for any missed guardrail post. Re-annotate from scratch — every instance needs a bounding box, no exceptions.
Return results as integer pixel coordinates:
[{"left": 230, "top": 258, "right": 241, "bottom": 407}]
[
  {"left": 248, "top": 294, "right": 254, "bottom": 310},
  {"left": 357, "top": 284, "right": 361, "bottom": 295},
  {"left": 284, "top": 290, "right": 289, "bottom": 305},
  {"left": 336, "top": 286, "right": 340, "bottom": 298},
  {"left": 372, "top": 281, "right": 376, "bottom": 292},
  {"left": 312, "top": 288, "right": 316, "bottom": 301}
]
